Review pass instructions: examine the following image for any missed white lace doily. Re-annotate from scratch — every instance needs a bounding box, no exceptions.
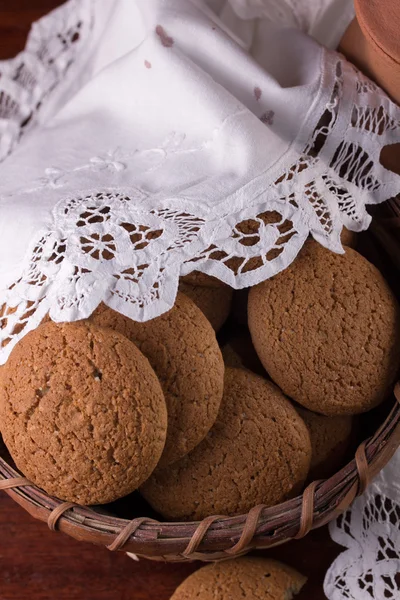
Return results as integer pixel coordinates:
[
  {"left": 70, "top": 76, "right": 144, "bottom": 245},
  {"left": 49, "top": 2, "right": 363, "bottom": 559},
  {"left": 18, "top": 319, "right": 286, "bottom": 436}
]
[
  {"left": 2, "top": 1, "right": 400, "bottom": 595},
  {"left": 0, "top": 0, "right": 399, "bottom": 366},
  {"left": 325, "top": 449, "right": 400, "bottom": 600}
]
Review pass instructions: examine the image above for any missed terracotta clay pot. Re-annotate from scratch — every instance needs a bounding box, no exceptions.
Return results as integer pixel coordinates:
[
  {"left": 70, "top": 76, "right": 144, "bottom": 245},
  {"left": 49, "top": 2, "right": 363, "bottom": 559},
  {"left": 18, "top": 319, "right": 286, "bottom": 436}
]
[
  {"left": 340, "top": 0, "right": 400, "bottom": 103},
  {"left": 339, "top": 0, "right": 400, "bottom": 175}
]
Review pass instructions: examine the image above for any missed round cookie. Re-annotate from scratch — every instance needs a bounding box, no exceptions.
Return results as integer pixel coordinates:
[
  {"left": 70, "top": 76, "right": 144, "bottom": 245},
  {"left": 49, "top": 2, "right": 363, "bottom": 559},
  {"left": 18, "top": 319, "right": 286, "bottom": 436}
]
[
  {"left": 141, "top": 368, "right": 311, "bottom": 520},
  {"left": 341, "top": 227, "right": 358, "bottom": 248},
  {"left": 297, "top": 408, "right": 353, "bottom": 480},
  {"left": 248, "top": 241, "right": 400, "bottom": 416},
  {"left": 0, "top": 321, "right": 167, "bottom": 505},
  {"left": 221, "top": 343, "right": 243, "bottom": 369},
  {"left": 179, "top": 281, "right": 232, "bottom": 331},
  {"left": 170, "top": 558, "right": 307, "bottom": 600},
  {"left": 221, "top": 330, "right": 266, "bottom": 376},
  {"left": 90, "top": 293, "right": 224, "bottom": 467},
  {"left": 181, "top": 271, "right": 227, "bottom": 288}
]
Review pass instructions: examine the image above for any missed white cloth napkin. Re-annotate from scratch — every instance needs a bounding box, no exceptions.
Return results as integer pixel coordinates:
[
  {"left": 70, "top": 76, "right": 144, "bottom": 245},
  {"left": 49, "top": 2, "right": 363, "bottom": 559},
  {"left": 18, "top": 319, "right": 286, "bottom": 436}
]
[
  {"left": 2, "top": 4, "right": 400, "bottom": 598},
  {"left": 0, "top": 0, "right": 399, "bottom": 365},
  {"left": 216, "top": 0, "right": 355, "bottom": 50}
]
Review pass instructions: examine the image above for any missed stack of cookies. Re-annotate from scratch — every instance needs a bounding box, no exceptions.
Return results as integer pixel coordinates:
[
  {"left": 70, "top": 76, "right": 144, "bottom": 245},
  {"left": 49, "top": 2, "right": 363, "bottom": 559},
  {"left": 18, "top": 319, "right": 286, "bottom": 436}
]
[{"left": 0, "top": 239, "right": 399, "bottom": 520}]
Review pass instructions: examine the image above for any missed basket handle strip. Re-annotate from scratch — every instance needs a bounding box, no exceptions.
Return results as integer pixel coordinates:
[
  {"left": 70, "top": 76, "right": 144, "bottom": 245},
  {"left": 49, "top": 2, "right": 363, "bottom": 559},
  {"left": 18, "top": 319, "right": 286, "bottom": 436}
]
[
  {"left": 48, "top": 502, "right": 77, "bottom": 531},
  {"left": 0, "top": 477, "right": 31, "bottom": 491},
  {"left": 224, "top": 504, "right": 266, "bottom": 555},
  {"left": 294, "top": 480, "right": 321, "bottom": 540},
  {"left": 107, "top": 517, "right": 158, "bottom": 552},
  {"left": 330, "top": 441, "right": 370, "bottom": 520},
  {"left": 355, "top": 441, "right": 369, "bottom": 496},
  {"left": 296, "top": 386, "right": 400, "bottom": 529},
  {"left": 300, "top": 439, "right": 375, "bottom": 530},
  {"left": 182, "top": 515, "right": 225, "bottom": 557},
  {"left": 0, "top": 382, "right": 399, "bottom": 555}
]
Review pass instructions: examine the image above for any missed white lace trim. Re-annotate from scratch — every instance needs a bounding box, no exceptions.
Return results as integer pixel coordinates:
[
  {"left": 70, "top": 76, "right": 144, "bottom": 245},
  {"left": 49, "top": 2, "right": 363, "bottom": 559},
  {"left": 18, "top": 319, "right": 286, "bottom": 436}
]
[
  {"left": 325, "top": 449, "right": 400, "bottom": 600},
  {"left": 0, "top": 4, "right": 399, "bottom": 364},
  {"left": 0, "top": 0, "right": 94, "bottom": 161}
]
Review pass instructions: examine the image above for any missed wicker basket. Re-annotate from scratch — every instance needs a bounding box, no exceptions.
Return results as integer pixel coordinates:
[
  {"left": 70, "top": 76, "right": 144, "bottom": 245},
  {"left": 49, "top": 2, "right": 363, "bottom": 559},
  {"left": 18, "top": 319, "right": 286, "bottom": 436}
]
[{"left": 1, "top": 200, "right": 400, "bottom": 563}]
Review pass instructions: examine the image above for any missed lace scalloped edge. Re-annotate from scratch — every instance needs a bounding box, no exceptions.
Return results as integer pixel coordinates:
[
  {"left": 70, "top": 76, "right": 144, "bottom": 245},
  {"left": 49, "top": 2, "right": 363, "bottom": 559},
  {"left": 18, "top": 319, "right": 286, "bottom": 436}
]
[{"left": 0, "top": 48, "right": 399, "bottom": 363}]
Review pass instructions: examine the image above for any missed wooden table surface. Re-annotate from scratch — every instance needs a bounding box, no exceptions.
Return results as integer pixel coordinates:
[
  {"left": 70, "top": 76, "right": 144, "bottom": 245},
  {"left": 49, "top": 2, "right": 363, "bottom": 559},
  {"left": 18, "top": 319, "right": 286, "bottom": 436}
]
[
  {"left": 0, "top": 2, "right": 342, "bottom": 598},
  {"left": 0, "top": 493, "right": 342, "bottom": 600}
]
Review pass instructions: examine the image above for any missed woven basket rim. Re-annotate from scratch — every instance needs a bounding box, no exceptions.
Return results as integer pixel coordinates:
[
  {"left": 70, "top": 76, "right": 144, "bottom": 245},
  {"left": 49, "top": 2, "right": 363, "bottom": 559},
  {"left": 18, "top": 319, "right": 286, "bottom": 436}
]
[
  {"left": 1, "top": 209, "right": 400, "bottom": 561},
  {"left": 1, "top": 383, "right": 399, "bottom": 560}
]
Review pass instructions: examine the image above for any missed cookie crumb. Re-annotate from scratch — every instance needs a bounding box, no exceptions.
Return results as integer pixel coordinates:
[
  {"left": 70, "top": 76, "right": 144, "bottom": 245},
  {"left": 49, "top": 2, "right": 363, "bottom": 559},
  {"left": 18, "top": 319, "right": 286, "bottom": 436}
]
[
  {"left": 260, "top": 110, "right": 275, "bottom": 125},
  {"left": 254, "top": 86, "right": 262, "bottom": 101},
  {"left": 156, "top": 25, "right": 174, "bottom": 48}
]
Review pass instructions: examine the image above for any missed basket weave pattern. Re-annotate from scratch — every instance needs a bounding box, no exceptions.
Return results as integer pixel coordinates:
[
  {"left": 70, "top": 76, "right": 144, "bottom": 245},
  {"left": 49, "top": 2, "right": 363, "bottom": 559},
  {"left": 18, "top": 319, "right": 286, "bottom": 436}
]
[{"left": 1, "top": 202, "right": 400, "bottom": 562}]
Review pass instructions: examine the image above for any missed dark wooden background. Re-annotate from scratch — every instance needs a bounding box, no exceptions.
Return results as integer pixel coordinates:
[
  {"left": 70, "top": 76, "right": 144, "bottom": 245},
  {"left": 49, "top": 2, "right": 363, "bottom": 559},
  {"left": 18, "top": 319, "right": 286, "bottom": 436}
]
[
  {"left": 0, "top": 492, "right": 341, "bottom": 600},
  {"left": 0, "top": 2, "right": 342, "bottom": 598}
]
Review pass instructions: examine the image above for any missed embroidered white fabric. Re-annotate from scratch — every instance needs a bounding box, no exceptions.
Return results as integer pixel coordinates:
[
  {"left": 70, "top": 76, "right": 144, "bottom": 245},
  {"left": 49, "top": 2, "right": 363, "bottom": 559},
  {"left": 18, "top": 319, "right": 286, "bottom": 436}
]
[
  {"left": 0, "top": 0, "right": 95, "bottom": 162},
  {"left": 325, "top": 449, "right": 400, "bottom": 600},
  {"left": 224, "top": 0, "right": 355, "bottom": 49},
  {"left": 0, "top": 0, "right": 399, "bottom": 367},
  {"left": 5, "top": 1, "right": 399, "bottom": 595}
]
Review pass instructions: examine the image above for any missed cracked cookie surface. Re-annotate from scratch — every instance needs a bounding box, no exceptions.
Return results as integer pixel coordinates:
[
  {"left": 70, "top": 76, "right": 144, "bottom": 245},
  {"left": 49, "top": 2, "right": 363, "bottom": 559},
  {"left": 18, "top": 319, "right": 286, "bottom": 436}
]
[
  {"left": 297, "top": 407, "right": 353, "bottom": 480},
  {"left": 141, "top": 368, "right": 311, "bottom": 520},
  {"left": 249, "top": 242, "right": 400, "bottom": 416},
  {"left": 0, "top": 321, "right": 167, "bottom": 505},
  {"left": 179, "top": 282, "right": 232, "bottom": 331},
  {"left": 170, "top": 558, "right": 307, "bottom": 600},
  {"left": 90, "top": 293, "right": 225, "bottom": 467}
]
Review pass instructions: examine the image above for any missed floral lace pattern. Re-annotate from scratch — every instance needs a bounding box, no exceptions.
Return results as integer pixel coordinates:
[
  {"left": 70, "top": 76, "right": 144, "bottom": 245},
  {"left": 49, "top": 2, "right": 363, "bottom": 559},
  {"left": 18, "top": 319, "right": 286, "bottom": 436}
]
[
  {"left": 0, "top": 49, "right": 400, "bottom": 363},
  {"left": 1, "top": 2, "right": 399, "bottom": 595},
  {"left": 325, "top": 450, "right": 400, "bottom": 600},
  {"left": 0, "top": 0, "right": 399, "bottom": 365},
  {"left": 0, "top": 0, "right": 94, "bottom": 161}
]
